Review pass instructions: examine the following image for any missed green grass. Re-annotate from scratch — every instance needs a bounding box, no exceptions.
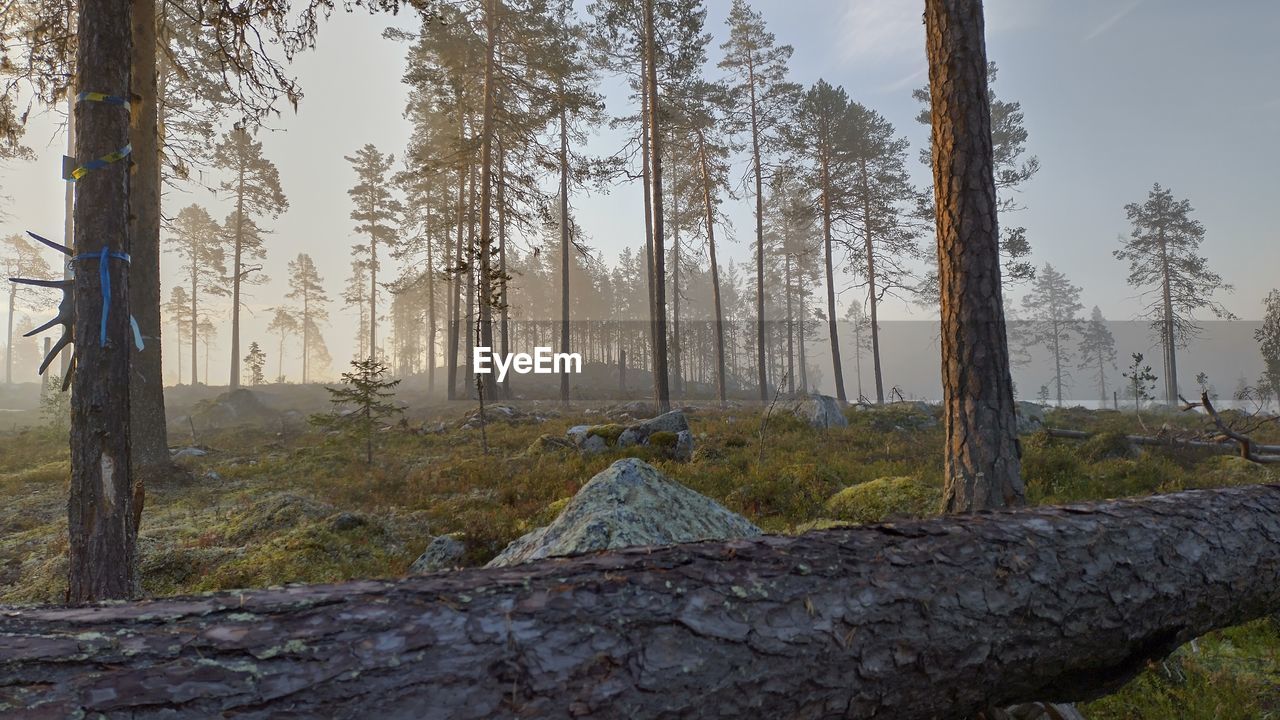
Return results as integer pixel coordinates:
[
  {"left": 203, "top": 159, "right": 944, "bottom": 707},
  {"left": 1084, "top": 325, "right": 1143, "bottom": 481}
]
[{"left": 1, "top": 402, "right": 1278, "bottom": 716}]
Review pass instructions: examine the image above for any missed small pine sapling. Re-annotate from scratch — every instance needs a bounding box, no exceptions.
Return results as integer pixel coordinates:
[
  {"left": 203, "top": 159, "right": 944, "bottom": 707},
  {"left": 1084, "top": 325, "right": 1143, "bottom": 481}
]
[{"left": 311, "top": 358, "right": 403, "bottom": 463}]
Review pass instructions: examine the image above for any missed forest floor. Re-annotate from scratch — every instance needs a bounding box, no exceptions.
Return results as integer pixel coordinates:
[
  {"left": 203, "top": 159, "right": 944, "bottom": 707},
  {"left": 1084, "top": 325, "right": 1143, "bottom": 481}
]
[{"left": 1, "top": 399, "right": 1278, "bottom": 718}]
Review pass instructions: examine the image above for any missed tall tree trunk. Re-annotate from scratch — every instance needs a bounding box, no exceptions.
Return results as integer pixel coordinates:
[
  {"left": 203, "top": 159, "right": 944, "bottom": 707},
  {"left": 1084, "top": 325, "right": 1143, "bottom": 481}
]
[
  {"left": 643, "top": 0, "right": 670, "bottom": 413},
  {"left": 860, "top": 168, "right": 885, "bottom": 405},
  {"left": 427, "top": 226, "right": 437, "bottom": 396},
  {"left": 229, "top": 166, "right": 243, "bottom": 386},
  {"left": 926, "top": 0, "right": 1024, "bottom": 512},
  {"left": 128, "top": 0, "right": 168, "bottom": 473},
  {"left": 68, "top": 0, "right": 137, "bottom": 602},
  {"left": 497, "top": 140, "right": 510, "bottom": 399},
  {"left": 446, "top": 109, "right": 466, "bottom": 401},
  {"left": 465, "top": 162, "right": 476, "bottom": 397},
  {"left": 747, "top": 59, "right": 768, "bottom": 403},
  {"left": 785, "top": 253, "right": 794, "bottom": 395},
  {"left": 639, "top": 61, "right": 658, "bottom": 407},
  {"left": 696, "top": 131, "right": 727, "bottom": 407},
  {"left": 798, "top": 294, "right": 809, "bottom": 392},
  {"left": 821, "top": 157, "right": 847, "bottom": 404},
  {"left": 476, "top": 0, "right": 499, "bottom": 399},
  {"left": 8, "top": 485, "right": 1280, "bottom": 717},
  {"left": 4, "top": 287, "right": 13, "bottom": 385},
  {"left": 669, "top": 140, "right": 682, "bottom": 397},
  {"left": 189, "top": 266, "right": 198, "bottom": 384},
  {"left": 558, "top": 95, "right": 571, "bottom": 405},
  {"left": 1157, "top": 224, "right": 1178, "bottom": 407}
]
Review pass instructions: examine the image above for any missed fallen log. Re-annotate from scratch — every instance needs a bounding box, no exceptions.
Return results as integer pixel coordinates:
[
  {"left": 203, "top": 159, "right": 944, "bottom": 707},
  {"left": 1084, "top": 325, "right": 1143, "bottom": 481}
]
[
  {"left": 1043, "top": 427, "right": 1280, "bottom": 461},
  {"left": 3, "top": 485, "right": 1280, "bottom": 720}
]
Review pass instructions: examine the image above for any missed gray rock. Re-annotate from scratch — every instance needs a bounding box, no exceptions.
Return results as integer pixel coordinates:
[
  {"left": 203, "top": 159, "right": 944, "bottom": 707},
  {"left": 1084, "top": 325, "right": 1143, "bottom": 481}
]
[
  {"left": 792, "top": 394, "right": 848, "bottom": 429},
  {"left": 410, "top": 535, "right": 466, "bottom": 574},
  {"left": 1016, "top": 401, "right": 1046, "bottom": 434},
  {"left": 487, "top": 458, "right": 760, "bottom": 568},
  {"left": 565, "top": 411, "right": 695, "bottom": 461},
  {"left": 171, "top": 447, "right": 208, "bottom": 460}
]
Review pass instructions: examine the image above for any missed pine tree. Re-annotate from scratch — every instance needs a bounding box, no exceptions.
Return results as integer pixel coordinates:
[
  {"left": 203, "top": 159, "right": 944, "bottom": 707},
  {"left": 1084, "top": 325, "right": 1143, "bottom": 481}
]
[
  {"left": 165, "top": 205, "right": 227, "bottom": 385},
  {"left": 719, "top": 0, "right": 800, "bottom": 403},
  {"left": 214, "top": 126, "right": 287, "bottom": 388},
  {"left": 1077, "top": 306, "right": 1117, "bottom": 407},
  {"left": 286, "top": 253, "right": 331, "bottom": 384},
  {"left": 786, "top": 79, "right": 855, "bottom": 404},
  {"left": 1018, "top": 264, "right": 1084, "bottom": 406},
  {"left": 346, "top": 144, "right": 403, "bottom": 362},
  {"left": 343, "top": 260, "right": 371, "bottom": 359},
  {"left": 1115, "top": 183, "right": 1233, "bottom": 406},
  {"left": 266, "top": 306, "right": 300, "bottom": 383},
  {"left": 844, "top": 102, "right": 928, "bottom": 404},
  {"left": 162, "top": 286, "right": 193, "bottom": 385},
  {"left": 244, "top": 342, "right": 266, "bottom": 386},
  {"left": 311, "top": 358, "right": 403, "bottom": 464},
  {"left": 1123, "top": 352, "right": 1158, "bottom": 411}
]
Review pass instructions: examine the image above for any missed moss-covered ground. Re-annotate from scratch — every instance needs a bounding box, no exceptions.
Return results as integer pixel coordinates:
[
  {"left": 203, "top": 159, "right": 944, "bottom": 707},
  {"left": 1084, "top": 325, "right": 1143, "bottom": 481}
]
[{"left": 1, "top": 401, "right": 1277, "bottom": 717}]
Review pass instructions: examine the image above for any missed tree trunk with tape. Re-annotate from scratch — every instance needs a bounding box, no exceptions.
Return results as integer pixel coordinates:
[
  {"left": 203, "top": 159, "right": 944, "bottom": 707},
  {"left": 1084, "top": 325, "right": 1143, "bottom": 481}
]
[
  {"left": 5, "top": 485, "right": 1280, "bottom": 718},
  {"left": 67, "top": 0, "right": 138, "bottom": 603}
]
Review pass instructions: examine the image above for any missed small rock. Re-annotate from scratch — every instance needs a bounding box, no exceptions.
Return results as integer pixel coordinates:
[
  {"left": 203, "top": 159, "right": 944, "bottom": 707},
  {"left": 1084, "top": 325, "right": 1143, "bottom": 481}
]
[
  {"left": 410, "top": 535, "right": 466, "bottom": 574},
  {"left": 792, "top": 394, "right": 848, "bottom": 429},
  {"left": 171, "top": 447, "right": 208, "bottom": 460}
]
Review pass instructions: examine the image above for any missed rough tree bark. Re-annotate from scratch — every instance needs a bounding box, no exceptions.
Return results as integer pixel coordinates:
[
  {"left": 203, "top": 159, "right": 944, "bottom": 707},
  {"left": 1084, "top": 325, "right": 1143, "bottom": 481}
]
[
  {"left": 67, "top": 0, "right": 137, "bottom": 602},
  {"left": 129, "top": 0, "right": 172, "bottom": 478},
  {"left": 926, "top": 0, "right": 1024, "bottom": 512},
  {"left": 4, "top": 485, "right": 1280, "bottom": 718}
]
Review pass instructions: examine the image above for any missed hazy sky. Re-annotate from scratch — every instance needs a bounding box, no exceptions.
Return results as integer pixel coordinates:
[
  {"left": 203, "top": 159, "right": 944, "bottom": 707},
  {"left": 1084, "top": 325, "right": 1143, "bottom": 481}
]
[{"left": 1, "top": 0, "right": 1277, "bottom": 387}]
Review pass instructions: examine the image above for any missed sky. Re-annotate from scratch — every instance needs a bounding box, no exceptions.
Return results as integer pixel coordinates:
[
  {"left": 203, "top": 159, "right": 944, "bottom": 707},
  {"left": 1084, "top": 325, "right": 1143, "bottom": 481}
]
[{"left": 1, "top": 0, "right": 1278, "bottom": 391}]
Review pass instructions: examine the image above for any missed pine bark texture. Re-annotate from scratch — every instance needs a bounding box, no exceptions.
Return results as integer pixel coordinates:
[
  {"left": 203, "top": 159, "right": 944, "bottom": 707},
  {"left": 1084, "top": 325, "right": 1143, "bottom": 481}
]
[
  {"left": 925, "top": 0, "right": 1024, "bottom": 512},
  {"left": 4, "top": 485, "right": 1280, "bottom": 717},
  {"left": 68, "top": 0, "right": 137, "bottom": 602},
  {"left": 129, "top": 0, "right": 171, "bottom": 473}
]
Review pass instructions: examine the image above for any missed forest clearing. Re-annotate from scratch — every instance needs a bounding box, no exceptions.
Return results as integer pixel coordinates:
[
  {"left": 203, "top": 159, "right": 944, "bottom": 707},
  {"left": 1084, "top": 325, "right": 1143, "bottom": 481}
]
[{"left": 2, "top": 0, "right": 1279, "bottom": 716}]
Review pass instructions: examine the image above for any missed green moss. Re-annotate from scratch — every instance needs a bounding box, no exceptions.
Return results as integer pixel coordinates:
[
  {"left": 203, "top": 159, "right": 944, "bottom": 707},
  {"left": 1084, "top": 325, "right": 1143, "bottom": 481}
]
[
  {"left": 648, "top": 430, "right": 678, "bottom": 447},
  {"left": 823, "top": 476, "right": 941, "bottom": 524},
  {"left": 586, "top": 424, "right": 626, "bottom": 445}
]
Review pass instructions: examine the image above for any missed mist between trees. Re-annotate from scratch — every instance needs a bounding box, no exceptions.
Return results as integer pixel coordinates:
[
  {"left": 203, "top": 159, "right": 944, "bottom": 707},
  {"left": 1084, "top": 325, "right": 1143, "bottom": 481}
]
[{"left": 365, "top": 315, "right": 1271, "bottom": 407}]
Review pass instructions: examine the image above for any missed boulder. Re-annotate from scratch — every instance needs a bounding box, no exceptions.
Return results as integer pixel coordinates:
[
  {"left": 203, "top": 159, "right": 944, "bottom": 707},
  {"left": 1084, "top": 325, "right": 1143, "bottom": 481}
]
[
  {"left": 1015, "top": 401, "right": 1046, "bottom": 434},
  {"left": 792, "top": 394, "right": 848, "bottom": 429},
  {"left": 191, "top": 389, "right": 279, "bottom": 430},
  {"left": 409, "top": 535, "right": 466, "bottom": 574},
  {"left": 566, "top": 411, "right": 695, "bottom": 461},
  {"left": 487, "top": 458, "right": 760, "bottom": 567}
]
